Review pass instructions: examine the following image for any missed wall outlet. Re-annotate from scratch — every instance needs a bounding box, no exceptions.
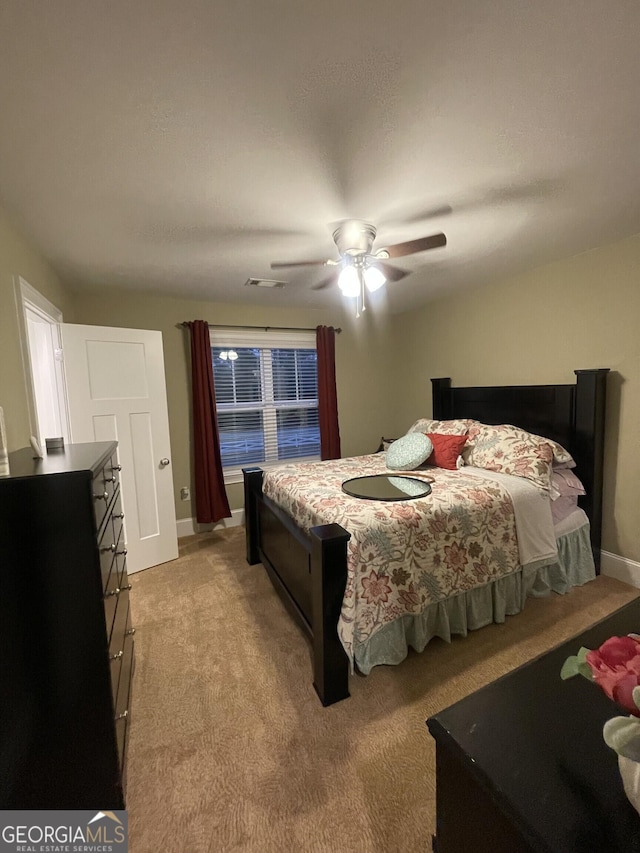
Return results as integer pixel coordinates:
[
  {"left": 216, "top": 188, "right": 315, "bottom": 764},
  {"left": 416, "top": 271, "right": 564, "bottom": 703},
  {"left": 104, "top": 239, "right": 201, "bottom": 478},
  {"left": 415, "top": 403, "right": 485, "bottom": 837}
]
[{"left": 180, "top": 486, "right": 190, "bottom": 501}]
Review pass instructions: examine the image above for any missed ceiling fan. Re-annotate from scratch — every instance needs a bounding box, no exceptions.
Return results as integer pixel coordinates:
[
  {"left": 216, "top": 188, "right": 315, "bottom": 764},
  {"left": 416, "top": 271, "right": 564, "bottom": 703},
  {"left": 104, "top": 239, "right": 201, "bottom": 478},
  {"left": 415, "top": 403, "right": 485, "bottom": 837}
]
[{"left": 270, "top": 219, "right": 446, "bottom": 313}]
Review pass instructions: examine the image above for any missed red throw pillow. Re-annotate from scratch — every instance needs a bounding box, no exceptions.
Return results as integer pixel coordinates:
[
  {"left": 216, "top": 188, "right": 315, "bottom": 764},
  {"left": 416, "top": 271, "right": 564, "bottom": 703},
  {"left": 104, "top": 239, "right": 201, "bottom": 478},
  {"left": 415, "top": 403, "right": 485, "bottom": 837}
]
[{"left": 424, "top": 433, "right": 468, "bottom": 470}]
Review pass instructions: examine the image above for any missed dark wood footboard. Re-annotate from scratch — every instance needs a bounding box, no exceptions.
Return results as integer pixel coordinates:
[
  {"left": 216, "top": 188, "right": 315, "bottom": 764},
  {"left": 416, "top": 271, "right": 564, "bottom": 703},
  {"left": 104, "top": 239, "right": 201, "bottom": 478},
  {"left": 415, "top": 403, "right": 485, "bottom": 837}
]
[{"left": 243, "top": 467, "right": 351, "bottom": 706}]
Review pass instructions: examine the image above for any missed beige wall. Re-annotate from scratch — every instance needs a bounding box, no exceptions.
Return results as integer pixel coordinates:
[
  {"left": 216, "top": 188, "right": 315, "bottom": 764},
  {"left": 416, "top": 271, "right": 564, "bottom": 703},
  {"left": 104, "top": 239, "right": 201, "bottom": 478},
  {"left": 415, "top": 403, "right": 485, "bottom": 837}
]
[
  {"left": 389, "top": 232, "right": 640, "bottom": 563},
  {"left": 0, "top": 206, "right": 75, "bottom": 451},
  {"left": 72, "top": 290, "right": 396, "bottom": 519}
]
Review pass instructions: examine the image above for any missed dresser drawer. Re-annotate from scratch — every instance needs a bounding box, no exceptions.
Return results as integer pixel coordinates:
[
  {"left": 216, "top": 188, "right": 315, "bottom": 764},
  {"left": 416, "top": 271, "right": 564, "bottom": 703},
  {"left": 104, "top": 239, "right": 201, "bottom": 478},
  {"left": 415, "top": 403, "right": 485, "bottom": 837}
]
[
  {"left": 110, "top": 491, "right": 125, "bottom": 548},
  {"left": 112, "top": 539, "right": 129, "bottom": 591},
  {"left": 103, "top": 566, "right": 130, "bottom": 641},
  {"left": 108, "top": 594, "right": 129, "bottom": 696},
  {"left": 116, "top": 612, "right": 134, "bottom": 715},
  {"left": 98, "top": 514, "right": 117, "bottom": 591},
  {"left": 109, "top": 643, "right": 123, "bottom": 702},
  {"left": 92, "top": 454, "right": 121, "bottom": 531},
  {"left": 99, "top": 504, "right": 124, "bottom": 594},
  {"left": 103, "top": 565, "right": 118, "bottom": 641},
  {"left": 92, "top": 474, "right": 111, "bottom": 531},
  {"left": 103, "top": 454, "right": 121, "bottom": 506},
  {"left": 109, "top": 594, "right": 129, "bottom": 661},
  {"left": 100, "top": 523, "right": 127, "bottom": 595},
  {"left": 115, "top": 626, "right": 134, "bottom": 765}
]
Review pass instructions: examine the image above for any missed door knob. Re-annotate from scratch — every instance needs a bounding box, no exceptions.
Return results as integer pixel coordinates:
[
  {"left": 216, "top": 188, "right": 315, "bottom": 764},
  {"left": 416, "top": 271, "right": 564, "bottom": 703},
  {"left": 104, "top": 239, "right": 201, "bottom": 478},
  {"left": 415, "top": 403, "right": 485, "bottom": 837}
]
[{"left": 160, "top": 458, "right": 170, "bottom": 467}]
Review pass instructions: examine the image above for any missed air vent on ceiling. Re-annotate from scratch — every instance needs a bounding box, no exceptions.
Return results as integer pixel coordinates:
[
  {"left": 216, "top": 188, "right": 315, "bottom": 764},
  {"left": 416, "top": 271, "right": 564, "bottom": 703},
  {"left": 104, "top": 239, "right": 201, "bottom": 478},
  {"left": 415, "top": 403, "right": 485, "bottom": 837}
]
[{"left": 244, "top": 278, "right": 286, "bottom": 288}]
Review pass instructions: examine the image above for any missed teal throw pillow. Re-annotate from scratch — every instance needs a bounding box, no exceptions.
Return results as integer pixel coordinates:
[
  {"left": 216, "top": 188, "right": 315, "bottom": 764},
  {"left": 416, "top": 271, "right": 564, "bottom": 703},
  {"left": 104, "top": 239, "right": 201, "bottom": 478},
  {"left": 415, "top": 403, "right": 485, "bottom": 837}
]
[{"left": 386, "top": 433, "right": 433, "bottom": 471}]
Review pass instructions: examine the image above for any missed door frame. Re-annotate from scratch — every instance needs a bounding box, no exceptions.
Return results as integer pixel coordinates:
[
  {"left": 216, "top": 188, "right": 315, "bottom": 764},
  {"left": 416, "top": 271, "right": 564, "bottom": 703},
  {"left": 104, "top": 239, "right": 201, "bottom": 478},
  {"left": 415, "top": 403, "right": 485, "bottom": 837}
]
[{"left": 14, "top": 276, "right": 70, "bottom": 444}]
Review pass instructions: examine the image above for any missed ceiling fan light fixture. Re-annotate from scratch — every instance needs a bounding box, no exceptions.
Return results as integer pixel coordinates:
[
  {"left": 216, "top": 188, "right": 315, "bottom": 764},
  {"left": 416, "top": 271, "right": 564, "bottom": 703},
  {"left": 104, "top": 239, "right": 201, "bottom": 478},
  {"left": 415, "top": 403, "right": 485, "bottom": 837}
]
[
  {"left": 364, "top": 266, "right": 386, "bottom": 292},
  {"left": 270, "top": 219, "right": 446, "bottom": 314},
  {"left": 338, "top": 265, "right": 360, "bottom": 297}
]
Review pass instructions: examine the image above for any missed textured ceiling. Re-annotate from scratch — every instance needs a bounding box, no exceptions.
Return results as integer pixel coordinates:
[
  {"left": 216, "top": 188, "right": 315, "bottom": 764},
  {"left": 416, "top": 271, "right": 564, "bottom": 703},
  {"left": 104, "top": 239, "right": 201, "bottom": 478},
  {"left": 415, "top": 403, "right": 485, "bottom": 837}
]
[{"left": 1, "top": 1, "right": 639, "bottom": 313}]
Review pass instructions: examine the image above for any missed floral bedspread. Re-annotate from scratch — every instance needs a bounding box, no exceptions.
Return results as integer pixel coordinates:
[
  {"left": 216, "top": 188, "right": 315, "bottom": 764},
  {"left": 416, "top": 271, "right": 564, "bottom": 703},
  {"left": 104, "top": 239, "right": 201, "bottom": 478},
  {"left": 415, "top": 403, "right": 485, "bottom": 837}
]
[{"left": 262, "top": 454, "right": 520, "bottom": 666}]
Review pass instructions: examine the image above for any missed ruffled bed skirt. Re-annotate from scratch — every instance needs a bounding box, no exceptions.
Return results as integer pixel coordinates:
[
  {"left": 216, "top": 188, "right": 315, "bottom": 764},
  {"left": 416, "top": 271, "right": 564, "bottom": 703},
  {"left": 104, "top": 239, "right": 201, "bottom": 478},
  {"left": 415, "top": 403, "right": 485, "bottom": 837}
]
[{"left": 353, "top": 520, "right": 596, "bottom": 675}]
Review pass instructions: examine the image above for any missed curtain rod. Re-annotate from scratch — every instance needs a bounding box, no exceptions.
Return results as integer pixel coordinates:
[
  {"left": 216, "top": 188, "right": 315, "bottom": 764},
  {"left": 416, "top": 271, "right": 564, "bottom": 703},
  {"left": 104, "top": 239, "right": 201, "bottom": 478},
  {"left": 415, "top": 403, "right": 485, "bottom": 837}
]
[{"left": 178, "top": 322, "right": 341, "bottom": 333}]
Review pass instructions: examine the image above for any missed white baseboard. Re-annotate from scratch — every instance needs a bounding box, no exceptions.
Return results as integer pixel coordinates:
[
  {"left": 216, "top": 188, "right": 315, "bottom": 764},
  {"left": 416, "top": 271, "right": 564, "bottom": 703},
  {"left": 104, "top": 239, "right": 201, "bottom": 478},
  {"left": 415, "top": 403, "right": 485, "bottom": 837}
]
[
  {"left": 176, "top": 508, "right": 244, "bottom": 539},
  {"left": 601, "top": 550, "right": 640, "bottom": 589}
]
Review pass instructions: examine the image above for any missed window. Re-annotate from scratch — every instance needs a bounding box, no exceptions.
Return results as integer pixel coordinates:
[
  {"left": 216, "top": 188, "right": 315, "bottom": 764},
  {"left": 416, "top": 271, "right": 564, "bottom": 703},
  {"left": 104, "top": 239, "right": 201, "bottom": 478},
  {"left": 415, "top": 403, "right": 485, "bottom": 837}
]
[{"left": 209, "top": 329, "right": 320, "bottom": 482}]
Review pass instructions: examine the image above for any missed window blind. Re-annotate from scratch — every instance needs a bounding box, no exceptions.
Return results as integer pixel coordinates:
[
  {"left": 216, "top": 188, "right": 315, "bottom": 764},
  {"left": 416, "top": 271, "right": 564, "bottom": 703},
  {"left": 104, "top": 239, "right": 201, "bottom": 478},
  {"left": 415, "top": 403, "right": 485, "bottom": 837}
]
[{"left": 209, "top": 330, "right": 320, "bottom": 475}]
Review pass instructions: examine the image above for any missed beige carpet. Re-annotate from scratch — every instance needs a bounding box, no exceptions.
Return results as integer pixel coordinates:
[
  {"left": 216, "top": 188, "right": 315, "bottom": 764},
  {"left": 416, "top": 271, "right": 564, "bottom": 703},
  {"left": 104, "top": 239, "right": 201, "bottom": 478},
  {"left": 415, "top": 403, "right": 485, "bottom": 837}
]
[{"left": 126, "top": 528, "right": 637, "bottom": 853}]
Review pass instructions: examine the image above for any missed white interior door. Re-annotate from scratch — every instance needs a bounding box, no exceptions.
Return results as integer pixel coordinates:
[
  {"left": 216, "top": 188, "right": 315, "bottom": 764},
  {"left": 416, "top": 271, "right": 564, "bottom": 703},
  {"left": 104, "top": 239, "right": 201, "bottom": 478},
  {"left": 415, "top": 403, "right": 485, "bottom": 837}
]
[{"left": 60, "top": 323, "right": 178, "bottom": 573}]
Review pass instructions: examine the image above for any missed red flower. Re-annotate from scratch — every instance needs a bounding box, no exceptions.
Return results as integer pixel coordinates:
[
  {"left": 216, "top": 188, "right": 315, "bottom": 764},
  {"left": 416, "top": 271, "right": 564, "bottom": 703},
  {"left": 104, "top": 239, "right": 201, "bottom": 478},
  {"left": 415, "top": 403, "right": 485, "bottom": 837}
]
[
  {"left": 513, "top": 457, "right": 535, "bottom": 477},
  {"left": 385, "top": 503, "right": 422, "bottom": 528},
  {"left": 466, "top": 488, "right": 491, "bottom": 506},
  {"left": 472, "top": 559, "right": 491, "bottom": 582},
  {"left": 361, "top": 570, "right": 392, "bottom": 605},
  {"left": 428, "top": 511, "right": 449, "bottom": 535},
  {"left": 443, "top": 541, "right": 468, "bottom": 573},
  {"left": 586, "top": 636, "right": 640, "bottom": 717},
  {"left": 398, "top": 583, "right": 421, "bottom": 611}
]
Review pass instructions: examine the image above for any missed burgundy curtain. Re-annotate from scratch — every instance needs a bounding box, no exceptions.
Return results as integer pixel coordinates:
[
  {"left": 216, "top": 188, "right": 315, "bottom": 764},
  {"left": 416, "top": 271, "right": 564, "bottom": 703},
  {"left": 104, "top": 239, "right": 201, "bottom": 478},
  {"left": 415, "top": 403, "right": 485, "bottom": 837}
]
[
  {"left": 187, "top": 320, "right": 231, "bottom": 524},
  {"left": 316, "top": 325, "right": 341, "bottom": 460}
]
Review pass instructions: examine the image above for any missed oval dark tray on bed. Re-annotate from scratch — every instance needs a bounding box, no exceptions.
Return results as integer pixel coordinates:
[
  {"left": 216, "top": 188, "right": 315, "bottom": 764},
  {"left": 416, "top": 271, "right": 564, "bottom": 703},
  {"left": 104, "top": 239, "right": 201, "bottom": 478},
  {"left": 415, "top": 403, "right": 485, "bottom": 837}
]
[{"left": 341, "top": 473, "right": 432, "bottom": 500}]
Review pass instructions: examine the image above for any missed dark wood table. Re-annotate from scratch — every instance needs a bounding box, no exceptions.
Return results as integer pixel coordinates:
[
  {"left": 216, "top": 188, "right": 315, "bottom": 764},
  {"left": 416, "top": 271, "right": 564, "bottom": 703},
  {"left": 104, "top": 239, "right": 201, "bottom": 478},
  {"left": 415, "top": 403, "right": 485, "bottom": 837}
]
[{"left": 427, "top": 597, "right": 640, "bottom": 853}]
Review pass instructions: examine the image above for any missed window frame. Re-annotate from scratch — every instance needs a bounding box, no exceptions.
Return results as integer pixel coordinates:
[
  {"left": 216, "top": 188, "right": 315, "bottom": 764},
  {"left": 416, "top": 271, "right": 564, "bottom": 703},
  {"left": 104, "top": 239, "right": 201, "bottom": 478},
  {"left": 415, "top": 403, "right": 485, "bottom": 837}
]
[{"left": 209, "top": 328, "right": 320, "bottom": 484}]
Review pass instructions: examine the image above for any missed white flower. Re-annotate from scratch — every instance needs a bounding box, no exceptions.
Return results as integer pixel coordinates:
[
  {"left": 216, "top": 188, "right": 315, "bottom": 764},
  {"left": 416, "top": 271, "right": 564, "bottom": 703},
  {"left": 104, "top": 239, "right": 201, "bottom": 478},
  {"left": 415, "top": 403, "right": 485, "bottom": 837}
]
[{"left": 602, "top": 685, "right": 640, "bottom": 762}]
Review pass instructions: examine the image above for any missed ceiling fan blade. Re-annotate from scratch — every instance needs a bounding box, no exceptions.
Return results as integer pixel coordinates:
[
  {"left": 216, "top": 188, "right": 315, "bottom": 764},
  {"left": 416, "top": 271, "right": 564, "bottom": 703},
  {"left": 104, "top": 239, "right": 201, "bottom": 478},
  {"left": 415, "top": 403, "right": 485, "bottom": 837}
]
[
  {"left": 271, "top": 259, "right": 330, "bottom": 269},
  {"left": 376, "top": 261, "right": 410, "bottom": 282},
  {"left": 312, "top": 271, "right": 340, "bottom": 291},
  {"left": 380, "top": 204, "right": 453, "bottom": 229},
  {"left": 380, "top": 232, "right": 447, "bottom": 259},
  {"left": 139, "top": 224, "right": 310, "bottom": 246}
]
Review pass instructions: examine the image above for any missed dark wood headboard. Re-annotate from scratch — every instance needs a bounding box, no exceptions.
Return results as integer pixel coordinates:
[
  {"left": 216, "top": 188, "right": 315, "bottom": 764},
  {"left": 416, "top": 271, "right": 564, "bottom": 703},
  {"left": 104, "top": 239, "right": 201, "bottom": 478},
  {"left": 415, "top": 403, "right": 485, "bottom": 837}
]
[{"left": 431, "top": 369, "right": 609, "bottom": 570}]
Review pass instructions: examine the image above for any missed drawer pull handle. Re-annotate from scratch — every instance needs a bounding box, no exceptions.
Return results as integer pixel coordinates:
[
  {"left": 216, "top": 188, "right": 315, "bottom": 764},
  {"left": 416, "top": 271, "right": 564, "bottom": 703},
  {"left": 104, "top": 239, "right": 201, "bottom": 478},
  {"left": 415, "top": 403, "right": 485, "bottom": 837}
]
[
  {"left": 123, "top": 583, "right": 132, "bottom": 591},
  {"left": 126, "top": 627, "right": 136, "bottom": 636},
  {"left": 116, "top": 548, "right": 128, "bottom": 557},
  {"left": 104, "top": 475, "right": 117, "bottom": 484},
  {"left": 113, "top": 464, "right": 122, "bottom": 471},
  {"left": 115, "top": 709, "right": 128, "bottom": 722},
  {"left": 113, "top": 512, "right": 125, "bottom": 520},
  {"left": 94, "top": 491, "right": 109, "bottom": 501},
  {"left": 106, "top": 587, "right": 121, "bottom": 598},
  {"left": 110, "top": 650, "right": 123, "bottom": 661},
  {"left": 100, "top": 543, "right": 116, "bottom": 553}
]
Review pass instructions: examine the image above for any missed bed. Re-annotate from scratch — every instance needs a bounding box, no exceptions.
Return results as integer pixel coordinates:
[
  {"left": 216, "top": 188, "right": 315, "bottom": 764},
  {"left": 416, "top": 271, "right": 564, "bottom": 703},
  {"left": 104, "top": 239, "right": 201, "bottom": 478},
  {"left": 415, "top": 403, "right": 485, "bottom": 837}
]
[{"left": 243, "top": 369, "right": 609, "bottom": 706}]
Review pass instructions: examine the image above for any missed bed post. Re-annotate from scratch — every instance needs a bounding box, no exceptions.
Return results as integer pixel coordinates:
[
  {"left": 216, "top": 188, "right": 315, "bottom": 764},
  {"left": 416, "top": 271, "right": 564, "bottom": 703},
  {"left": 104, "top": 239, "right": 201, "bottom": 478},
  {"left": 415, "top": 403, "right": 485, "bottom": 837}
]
[
  {"left": 310, "top": 524, "right": 351, "bottom": 706},
  {"left": 431, "top": 377, "right": 453, "bottom": 419},
  {"left": 574, "top": 369, "right": 609, "bottom": 571},
  {"left": 243, "top": 467, "right": 264, "bottom": 565}
]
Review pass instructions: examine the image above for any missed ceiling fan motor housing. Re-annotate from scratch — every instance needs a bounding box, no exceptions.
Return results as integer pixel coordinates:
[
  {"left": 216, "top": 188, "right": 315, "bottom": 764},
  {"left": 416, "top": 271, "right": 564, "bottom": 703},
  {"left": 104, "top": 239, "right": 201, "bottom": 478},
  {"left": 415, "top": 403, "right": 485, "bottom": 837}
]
[{"left": 332, "top": 220, "right": 377, "bottom": 256}]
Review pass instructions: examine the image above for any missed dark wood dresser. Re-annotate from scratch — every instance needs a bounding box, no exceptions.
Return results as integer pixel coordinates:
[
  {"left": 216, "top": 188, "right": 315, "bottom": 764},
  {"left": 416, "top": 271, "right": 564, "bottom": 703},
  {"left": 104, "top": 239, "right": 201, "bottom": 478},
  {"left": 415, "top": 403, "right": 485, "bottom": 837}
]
[
  {"left": 427, "top": 598, "right": 640, "bottom": 853},
  {"left": 0, "top": 441, "right": 134, "bottom": 808}
]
